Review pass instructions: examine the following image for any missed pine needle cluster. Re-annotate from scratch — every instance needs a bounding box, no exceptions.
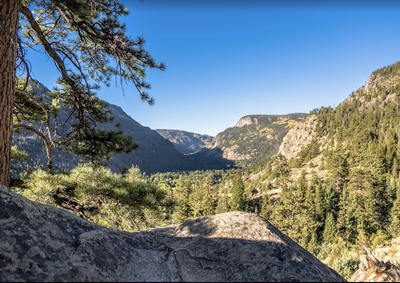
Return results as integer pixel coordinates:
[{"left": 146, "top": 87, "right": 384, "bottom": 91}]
[{"left": 14, "top": 164, "right": 174, "bottom": 232}]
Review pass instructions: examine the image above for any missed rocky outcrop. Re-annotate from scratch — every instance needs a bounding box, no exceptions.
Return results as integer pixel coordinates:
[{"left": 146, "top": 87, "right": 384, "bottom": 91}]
[
  {"left": 278, "top": 115, "right": 317, "bottom": 160},
  {"left": 206, "top": 114, "right": 306, "bottom": 162},
  {"left": 351, "top": 246, "right": 400, "bottom": 282},
  {"left": 0, "top": 185, "right": 345, "bottom": 282},
  {"left": 235, "top": 115, "right": 260, "bottom": 128}
]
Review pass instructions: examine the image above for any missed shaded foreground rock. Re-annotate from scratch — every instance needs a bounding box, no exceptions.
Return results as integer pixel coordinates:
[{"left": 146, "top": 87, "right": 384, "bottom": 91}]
[{"left": 0, "top": 185, "right": 345, "bottom": 282}]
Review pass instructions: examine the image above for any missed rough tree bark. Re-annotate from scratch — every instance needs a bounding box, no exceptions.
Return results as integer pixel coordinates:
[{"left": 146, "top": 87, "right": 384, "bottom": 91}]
[{"left": 0, "top": 0, "right": 20, "bottom": 188}]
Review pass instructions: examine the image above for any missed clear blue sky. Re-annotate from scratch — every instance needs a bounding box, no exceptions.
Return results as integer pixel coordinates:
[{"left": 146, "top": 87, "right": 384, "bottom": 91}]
[{"left": 27, "top": 1, "right": 400, "bottom": 136}]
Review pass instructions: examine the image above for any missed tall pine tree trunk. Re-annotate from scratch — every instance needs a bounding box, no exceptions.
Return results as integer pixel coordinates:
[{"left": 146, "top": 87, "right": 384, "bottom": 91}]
[{"left": 0, "top": 1, "right": 19, "bottom": 187}]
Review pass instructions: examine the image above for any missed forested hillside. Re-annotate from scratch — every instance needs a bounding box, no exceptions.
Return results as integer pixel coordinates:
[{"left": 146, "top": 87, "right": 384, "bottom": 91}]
[{"left": 238, "top": 61, "right": 400, "bottom": 278}]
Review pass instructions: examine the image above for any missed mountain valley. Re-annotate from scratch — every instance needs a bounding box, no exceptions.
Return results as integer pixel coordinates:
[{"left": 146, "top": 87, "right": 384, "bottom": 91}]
[{"left": 9, "top": 61, "right": 400, "bottom": 281}]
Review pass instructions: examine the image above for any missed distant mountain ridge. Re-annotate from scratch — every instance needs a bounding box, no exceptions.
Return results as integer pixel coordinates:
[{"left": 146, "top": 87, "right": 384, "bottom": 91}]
[
  {"left": 155, "top": 129, "right": 213, "bottom": 154},
  {"left": 12, "top": 81, "right": 306, "bottom": 174},
  {"left": 12, "top": 81, "right": 230, "bottom": 174}
]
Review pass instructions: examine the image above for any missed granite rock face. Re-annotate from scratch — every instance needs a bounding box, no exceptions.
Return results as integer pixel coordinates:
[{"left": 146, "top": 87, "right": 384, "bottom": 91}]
[
  {"left": 278, "top": 115, "right": 317, "bottom": 160},
  {"left": 0, "top": 185, "right": 345, "bottom": 282}
]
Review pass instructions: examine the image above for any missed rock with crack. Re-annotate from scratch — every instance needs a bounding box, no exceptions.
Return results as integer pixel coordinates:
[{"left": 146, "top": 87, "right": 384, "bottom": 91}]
[
  {"left": 0, "top": 185, "right": 345, "bottom": 282},
  {"left": 350, "top": 246, "right": 400, "bottom": 282}
]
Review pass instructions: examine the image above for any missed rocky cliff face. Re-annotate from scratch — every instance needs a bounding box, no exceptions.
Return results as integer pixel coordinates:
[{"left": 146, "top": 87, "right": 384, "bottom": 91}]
[
  {"left": 278, "top": 115, "right": 317, "bottom": 160},
  {"left": 235, "top": 115, "right": 260, "bottom": 128},
  {"left": 0, "top": 185, "right": 345, "bottom": 282},
  {"left": 206, "top": 114, "right": 306, "bottom": 162}
]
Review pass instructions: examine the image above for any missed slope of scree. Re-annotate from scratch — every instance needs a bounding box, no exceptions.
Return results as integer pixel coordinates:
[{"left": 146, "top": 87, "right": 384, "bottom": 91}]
[{"left": 0, "top": 185, "right": 345, "bottom": 282}]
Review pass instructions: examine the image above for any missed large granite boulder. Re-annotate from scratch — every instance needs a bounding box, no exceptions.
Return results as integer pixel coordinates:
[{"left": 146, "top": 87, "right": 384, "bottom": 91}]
[{"left": 0, "top": 185, "right": 345, "bottom": 282}]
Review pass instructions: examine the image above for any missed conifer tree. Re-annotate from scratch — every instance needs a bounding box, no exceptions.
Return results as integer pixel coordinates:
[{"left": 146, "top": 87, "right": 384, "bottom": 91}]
[
  {"left": 330, "top": 144, "right": 349, "bottom": 193},
  {"left": 229, "top": 172, "right": 246, "bottom": 211},
  {"left": 392, "top": 158, "right": 398, "bottom": 179},
  {"left": 202, "top": 185, "right": 215, "bottom": 216},
  {"left": 337, "top": 186, "right": 359, "bottom": 244},
  {"left": 270, "top": 183, "right": 297, "bottom": 236},
  {"left": 215, "top": 185, "right": 230, "bottom": 214},
  {"left": 260, "top": 192, "right": 272, "bottom": 220},
  {"left": 323, "top": 185, "right": 336, "bottom": 215},
  {"left": 271, "top": 174, "right": 308, "bottom": 243},
  {"left": 272, "top": 153, "right": 289, "bottom": 184},
  {"left": 390, "top": 184, "right": 400, "bottom": 237},
  {"left": 190, "top": 182, "right": 203, "bottom": 218},
  {"left": 323, "top": 212, "right": 337, "bottom": 244},
  {"left": 173, "top": 180, "right": 192, "bottom": 223},
  {"left": 0, "top": 0, "right": 165, "bottom": 187},
  {"left": 328, "top": 236, "right": 346, "bottom": 267},
  {"left": 314, "top": 183, "right": 325, "bottom": 224},
  {"left": 307, "top": 232, "right": 318, "bottom": 255}
]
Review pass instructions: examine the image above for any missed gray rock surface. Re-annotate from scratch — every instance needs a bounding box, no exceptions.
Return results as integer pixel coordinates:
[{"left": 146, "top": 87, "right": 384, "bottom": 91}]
[
  {"left": 0, "top": 185, "right": 346, "bottom": 282},
  {"left": 278, "top": 115, "right": 317, "bottom": 160}
]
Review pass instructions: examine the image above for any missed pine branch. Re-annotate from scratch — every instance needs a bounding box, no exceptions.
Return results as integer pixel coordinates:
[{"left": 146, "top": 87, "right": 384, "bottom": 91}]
[
  {"left": 14, "top": 123, "right": 53, "bottom": 170},
  {"left": 21, "top": 4, "right": 88, "bottom": 137}
]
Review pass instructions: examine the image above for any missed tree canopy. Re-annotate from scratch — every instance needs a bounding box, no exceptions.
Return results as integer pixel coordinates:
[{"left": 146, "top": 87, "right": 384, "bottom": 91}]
[{"left": 0, "top": 0, "right": 165, "bottom": 187}]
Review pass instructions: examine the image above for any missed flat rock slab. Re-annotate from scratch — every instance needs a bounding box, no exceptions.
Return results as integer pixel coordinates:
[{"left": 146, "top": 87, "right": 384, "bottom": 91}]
[{"left": 0, "top": 185, "right": 346, "bottom": 282}]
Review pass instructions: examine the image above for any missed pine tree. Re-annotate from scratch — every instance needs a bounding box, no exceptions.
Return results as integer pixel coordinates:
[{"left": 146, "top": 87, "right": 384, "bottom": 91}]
[
  {"left": 337, "top": 186, "right": 359, "bottom": 244},
  {"left": 0, "top": 1, "right": 19, "bottom": 187},
  {"left": 229, "top": 172, "right": 246, "bottom": 211},
  {"left": 314, "top": 182, "right": 325, "bottom": 221},
  {"left": 0, "top": 0, "right": 165, "bottom": 187},
  {"left": 323, "top": 185, "right": 336, "bottom": 215},
  {"left": 260, "top": 193, "right": 272, "bottom": 220},
  {"left": 215, "top": 185, "right": 230, "bottom": 214},
  {"left": 272, "top": 153, "right": 289, "bottom": 184},
  {"left": 392, "top": 157, "right": 398, "bottom": 179},
  {"left": 328, "top": 236, "right": 346, "bottom": 267},
  {"left": 270, "top": 183, "right": 297, "bottom": 236},
  {"left": 173, "top": 180, "right": 192, "bottom": 223},
  {"left": 271, "top": 173, "right": 309, "bottom": 244},
  {"left": 202, "top": 185, "right": 214, "bottom": 216},
  {"left": 330, "top": 144, "right": 349, "bottom": 193},
  {"left": 323, "top": 212, "right": 337, "bottom": 244},
  {"left": 390, "top": 184, "right": 400, "bottom": 237},
  {"left": 307, "top": 232, "right": 318, "bottom": 255},
  {"left": 190, "top": 182, "right": 203, "bottom": 218}
]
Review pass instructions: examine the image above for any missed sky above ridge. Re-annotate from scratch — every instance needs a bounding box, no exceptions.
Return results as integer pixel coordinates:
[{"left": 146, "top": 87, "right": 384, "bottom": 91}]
[{"left": 27, "top": 0, "right": 400, "bottom": 136}]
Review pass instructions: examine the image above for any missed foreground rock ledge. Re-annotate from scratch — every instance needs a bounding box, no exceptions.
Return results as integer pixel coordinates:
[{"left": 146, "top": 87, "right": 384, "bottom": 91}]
[{"left": 0, "top": 185, "right": 345, "bottom": 282}]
